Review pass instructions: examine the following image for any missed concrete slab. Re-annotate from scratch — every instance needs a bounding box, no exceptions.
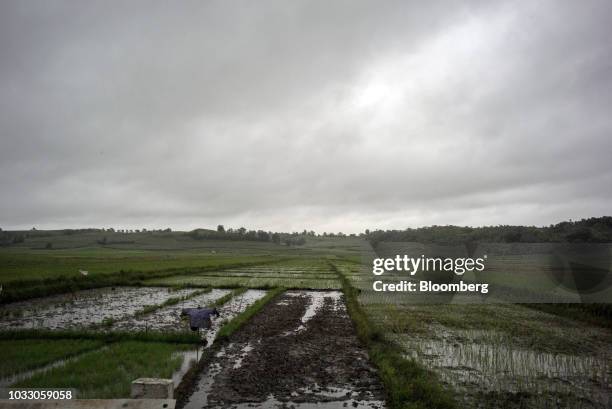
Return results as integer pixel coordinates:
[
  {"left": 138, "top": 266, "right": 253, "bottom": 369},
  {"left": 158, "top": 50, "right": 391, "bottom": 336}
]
[{"left": 131, "top": 379, "right": 173, "bottom": 399}]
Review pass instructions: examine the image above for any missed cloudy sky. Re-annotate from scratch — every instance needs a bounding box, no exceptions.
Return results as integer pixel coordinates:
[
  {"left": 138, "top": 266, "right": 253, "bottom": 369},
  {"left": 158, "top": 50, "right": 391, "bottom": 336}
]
[{"left": 1, "top": 1, "right": 611, "bottom": 233}]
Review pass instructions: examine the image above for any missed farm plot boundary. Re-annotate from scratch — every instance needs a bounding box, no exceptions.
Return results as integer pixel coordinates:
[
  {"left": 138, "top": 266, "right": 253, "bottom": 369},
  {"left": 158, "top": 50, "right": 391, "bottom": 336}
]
[
  {"left": 331, "top": 262, "right": 456, "bottom": 409},
  {"left": 1, "top": 287, "right": 282, "bottom": 398},
  {"left": 176, "top": 289, "right": 386, "bottom": 409},
  {"left": 0, "top": 257, "right": 293, "bottom": 303}
]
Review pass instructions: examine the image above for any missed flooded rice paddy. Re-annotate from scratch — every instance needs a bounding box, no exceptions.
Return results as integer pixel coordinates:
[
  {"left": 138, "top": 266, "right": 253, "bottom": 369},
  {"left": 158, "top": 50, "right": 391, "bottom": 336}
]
[
  {"left": 145, "top": 263, "right": 342, "bottom": 290},
  {"left": 0, "top": 286, "right": 269, "bottom": 335},
  {"left": 333, "top": 258, "right": 612, "bottom": 409},
  {"left": 110, "top": 289, "right": 231, "bottom": 332},
  {"left": 0, "top": 287, "right": 269, "bottom": 392},
  {"left": 0, "top": 286, "right": 198, "bottom": 330},
  {"left": 391, "top": 317, "right": 612, "bottom": 408},
  {"left": 201, "top": 289, "right": 267, "bottom": 346}
]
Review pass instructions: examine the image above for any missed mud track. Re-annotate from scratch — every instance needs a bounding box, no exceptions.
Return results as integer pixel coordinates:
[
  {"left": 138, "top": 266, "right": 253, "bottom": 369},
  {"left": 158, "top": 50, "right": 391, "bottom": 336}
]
[{"left": 180, "top": 291, "right": 385, "bottom": 409}]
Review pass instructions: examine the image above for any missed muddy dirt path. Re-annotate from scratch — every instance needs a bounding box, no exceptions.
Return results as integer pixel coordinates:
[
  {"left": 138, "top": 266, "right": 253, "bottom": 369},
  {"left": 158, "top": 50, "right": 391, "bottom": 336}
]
[{"left": 180, "top": 291, "right": 385, "bottom": 409}]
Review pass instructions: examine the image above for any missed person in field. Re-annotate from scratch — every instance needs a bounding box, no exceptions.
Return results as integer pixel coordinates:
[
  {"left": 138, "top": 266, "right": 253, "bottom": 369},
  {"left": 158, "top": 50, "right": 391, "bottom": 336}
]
[{"left": 181, "top": 306, "right": 220, "bottom": 331}]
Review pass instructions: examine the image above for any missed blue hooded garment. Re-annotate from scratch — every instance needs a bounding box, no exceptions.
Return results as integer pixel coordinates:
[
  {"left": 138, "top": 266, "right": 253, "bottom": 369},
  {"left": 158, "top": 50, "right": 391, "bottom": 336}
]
[{"left": 181, "top": 308, "right": 218, "bottom": 330}]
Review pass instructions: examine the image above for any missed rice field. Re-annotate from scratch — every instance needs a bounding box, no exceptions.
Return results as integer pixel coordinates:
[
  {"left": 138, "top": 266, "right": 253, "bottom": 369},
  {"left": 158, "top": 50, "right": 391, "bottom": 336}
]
[
  {"left": 0, "top": 247, "right": 284, "bottom": 283},
  {"left": 0, "top": 339, "right": 104, "bottom": 379},
  {"left": 333, "top": 256, "right": 612, "bottom": 409},
  {"left": 0, "top": 256, "right": 342, "bottom": 398},
  {"left": 147, "top": 275, "right": 341, "bottom": 290},
  {"left": 1, "top": 234, "right": 610, "bottom": 407},
  {"left": 0, "top": 287, "right": 199, "bottom": 330},
  {"left": 145, "top": 259, "right": 342, "bottom": 290},
  {"left": 13, "top": 341, "right": 192, "bottom": 399},
  {"left": 0, "top": 285, "right": 273, "bottom": 397},
  {"left": 373, "top": 242, "right": 612, "bottom": 303},
  {"left": 109, "top": 289, "right": 232, "bottom": 332}
]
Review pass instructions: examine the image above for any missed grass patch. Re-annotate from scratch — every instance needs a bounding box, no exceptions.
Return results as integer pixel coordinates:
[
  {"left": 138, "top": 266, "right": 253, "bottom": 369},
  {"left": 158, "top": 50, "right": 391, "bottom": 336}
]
[
  {"left": 0, "top": 329, "right": 201, "bottom": 344},
  {"left": 215, "top": 287, "right": 284, "bottom": 341},
  {"left": 14, "top": 341, "right": 190, "bottom": 398},
  {"left": 331, "top": 262, "right": 456, "bottom": 409},
  {"left": 1, "top": 339, "right": 104, "bottom": 378}
]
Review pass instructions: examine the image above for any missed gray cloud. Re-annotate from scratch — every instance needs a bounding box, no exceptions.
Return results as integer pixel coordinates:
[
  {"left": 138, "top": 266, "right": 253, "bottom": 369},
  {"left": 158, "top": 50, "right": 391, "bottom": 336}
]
[{"left": 1, "top": 0, "right": 611, "bottom": 233}]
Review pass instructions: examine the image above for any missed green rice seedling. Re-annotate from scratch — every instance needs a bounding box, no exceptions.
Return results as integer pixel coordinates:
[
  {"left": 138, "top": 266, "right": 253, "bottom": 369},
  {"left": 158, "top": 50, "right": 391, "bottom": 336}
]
[
  {"left": 1, "top": 339, "right": 104, "bottom": 378},
  {"left": 0, "top": 329, "right": 201, "bottom": 344},
  {"left": 14, "top": 341, "right": 191, "bottom": 398}
]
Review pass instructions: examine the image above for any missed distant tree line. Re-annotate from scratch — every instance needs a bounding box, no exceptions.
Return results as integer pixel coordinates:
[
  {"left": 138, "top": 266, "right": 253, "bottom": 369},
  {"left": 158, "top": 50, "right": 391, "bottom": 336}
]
[
  {"left": 365, "top": 217, "right": 612, "bottom": 246},
  {"left": 63, "top": 228, "right": 172, "bottom": 234},
  {"left": 0, "top": 227, "right": 174, "bottom": 247},
  {"left": 0, "top": 230, "right": 25, "bottom": 246},
  {"left": 186, "top": 225, "right": 308, "bottom": 246},
  {"left": 0, "top": 227, "right": 59, "bottom": 246}
]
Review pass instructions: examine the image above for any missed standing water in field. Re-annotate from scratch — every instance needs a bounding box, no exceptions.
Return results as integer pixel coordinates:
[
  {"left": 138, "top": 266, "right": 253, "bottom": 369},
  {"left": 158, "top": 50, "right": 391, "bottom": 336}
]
[
  {"left": 0, "top": 287, "right": 198, "bottom": 330},
  {"left": 179, "top": 291, "right": 385, "bottom": 409},
  {"left": 395, "top": 323, "right": 612, "bottom": 408},
  {"left": 200, "top": 289, "right": 267, "bottom": 346},
  {"left": 284, "top": 290, "right": 342, "bottom": 333},
  {"left": 110, "top": 289, "right": 231, "bottom": 332},
  {"left": 171, "top": 290, "right": 268, "bottom": 388}
]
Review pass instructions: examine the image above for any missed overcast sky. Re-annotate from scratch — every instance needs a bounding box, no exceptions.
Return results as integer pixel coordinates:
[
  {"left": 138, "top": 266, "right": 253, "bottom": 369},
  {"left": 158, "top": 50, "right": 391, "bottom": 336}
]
[{"left": 1, "top": 1, "right": 611, "bottom": 233}]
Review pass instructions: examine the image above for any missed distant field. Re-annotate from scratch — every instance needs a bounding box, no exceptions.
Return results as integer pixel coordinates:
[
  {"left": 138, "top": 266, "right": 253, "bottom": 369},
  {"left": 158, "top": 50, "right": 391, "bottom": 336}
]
[
  {"left": 0, "top": 231, "right": 363, "bottom": 284},
  {"left": 145, "top": 258, "right": 343, "bottom": 290},
  {"left": 372, "top": 241, "right": 612, "bottom": 303},
  {"left": 5, "top": 229, "right": 365, "bottom": 256},
  {"left": 6, "top": 230, "right": 294, "bottom": 252},
  {"left": 148, "top": 275, "right": 342, "bottom": 290},
  {"left": 0, "top": 248, "right": 281, "bottom": 283}
]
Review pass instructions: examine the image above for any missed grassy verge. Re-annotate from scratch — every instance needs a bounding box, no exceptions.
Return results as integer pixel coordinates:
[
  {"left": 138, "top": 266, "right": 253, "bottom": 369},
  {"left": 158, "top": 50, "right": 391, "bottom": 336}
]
[
  {"left": 0, "top": 329, "right": 201, "bottom": 344},
  {"left": 14, "top": 341, "right": 190, "bottom": 398},
  {"left": 215, "top": 287, "right": 284, "bottom": 341},
  {"left": 330, "top": 262, "right": 455, "bottom": 409},
  {"left": 0, "top": 339, "right": 104, "bottom": 378}
]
